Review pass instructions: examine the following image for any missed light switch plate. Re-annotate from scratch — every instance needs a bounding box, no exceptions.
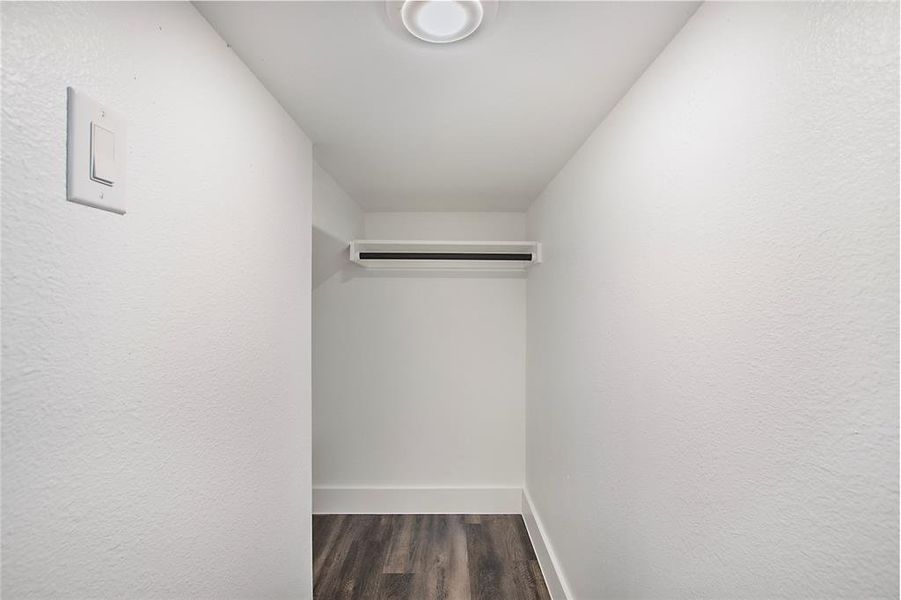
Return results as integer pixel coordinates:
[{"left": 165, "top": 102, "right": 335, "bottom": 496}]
[{"left": 66, "top": 87, "right": 126, "bottom": 214}]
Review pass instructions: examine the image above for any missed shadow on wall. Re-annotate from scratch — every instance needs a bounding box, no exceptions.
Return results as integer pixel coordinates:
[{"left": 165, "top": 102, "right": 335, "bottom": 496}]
[{"left": 312, "top": 226, "right": 351, "bottom": 290}]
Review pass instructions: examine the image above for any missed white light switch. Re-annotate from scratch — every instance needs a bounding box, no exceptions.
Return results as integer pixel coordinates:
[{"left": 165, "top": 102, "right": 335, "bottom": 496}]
[
  {"left": 67, "top": 87, "right": 126, "bottom": 214},
  {"left": 91, "top": 123, "right": 116, "bottom": 185}
]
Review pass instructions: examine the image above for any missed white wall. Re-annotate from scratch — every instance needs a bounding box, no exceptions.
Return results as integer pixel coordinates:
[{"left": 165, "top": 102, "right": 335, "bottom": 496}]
[
  {"left": 313, "top": 161, "right": 363, "bottom": 289},
  {"left": 313, "top": 212, "right": 526, "bottom": 510},
  {"left": 1, "top": 3, "right": 313, "bottom": 598},
  {"left": 313, "top": 161, "right": 363, "bottom": 243},
  {"left": 364, "top": 211, "right": 528, "bottom": 241},
  {"left": 526, "top": 2, "right": 899, "bottom": 599}
]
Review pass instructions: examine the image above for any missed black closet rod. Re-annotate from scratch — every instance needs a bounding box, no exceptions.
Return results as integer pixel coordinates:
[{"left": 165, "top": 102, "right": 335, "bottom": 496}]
[{"left": 358, "top": 252, "right": 533, "bottom": 261}]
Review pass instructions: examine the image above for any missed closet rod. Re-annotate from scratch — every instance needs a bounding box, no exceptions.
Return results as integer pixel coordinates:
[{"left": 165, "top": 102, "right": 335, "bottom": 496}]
[{"left": 358, "top": 252, "right": 532, "bottom": 261}]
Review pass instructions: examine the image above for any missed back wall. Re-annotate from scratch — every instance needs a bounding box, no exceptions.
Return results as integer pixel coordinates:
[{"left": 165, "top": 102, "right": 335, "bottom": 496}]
[{"left": 312, "top": 211, "right": 526, "bottom": 512}]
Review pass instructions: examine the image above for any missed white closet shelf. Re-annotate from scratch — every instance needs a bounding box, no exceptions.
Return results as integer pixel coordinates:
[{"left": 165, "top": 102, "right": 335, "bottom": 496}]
[{"left": 349, "top": 240, "right": 541, "bottom": 270}]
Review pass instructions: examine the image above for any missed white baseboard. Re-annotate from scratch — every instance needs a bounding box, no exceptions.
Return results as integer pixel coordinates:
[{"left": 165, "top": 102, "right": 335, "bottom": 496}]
[
  {"left": 312, "top": 486, "right": 523, "bottom": 514},
  {"left": 522, "top": 489, "right": 574, "bottom": 600}
]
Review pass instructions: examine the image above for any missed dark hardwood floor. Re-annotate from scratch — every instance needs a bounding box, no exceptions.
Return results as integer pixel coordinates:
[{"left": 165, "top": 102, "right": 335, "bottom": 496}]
[{"left": 313, "top": 514, "right": 552, "bottom": 600}]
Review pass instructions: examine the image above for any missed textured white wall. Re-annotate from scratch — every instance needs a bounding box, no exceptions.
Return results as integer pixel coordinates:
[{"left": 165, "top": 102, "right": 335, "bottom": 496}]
[
  {"left": 313, "top": 212, "right": 526, "bottom": 493},
  {"left": 1, "top": 3, "right": 313, "bottom": 598},
  {"left": 526, "top": 2, "right": 899, "bottom": 599}
]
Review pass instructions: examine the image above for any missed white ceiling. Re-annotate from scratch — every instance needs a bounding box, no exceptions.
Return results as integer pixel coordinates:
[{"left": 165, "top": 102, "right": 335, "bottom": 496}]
[{"left": 197, "top": 1, "right": 699, "bottom": 211}]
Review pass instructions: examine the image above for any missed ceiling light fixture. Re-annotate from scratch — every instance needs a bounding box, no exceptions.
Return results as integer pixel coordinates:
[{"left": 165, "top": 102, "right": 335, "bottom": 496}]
[{"left": 401, "top": 0, "right": 484, "bottom": 44}]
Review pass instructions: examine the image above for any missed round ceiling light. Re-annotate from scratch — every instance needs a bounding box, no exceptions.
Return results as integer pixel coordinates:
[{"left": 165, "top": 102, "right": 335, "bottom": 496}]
[{"left": 401, "top": 0, "right": 484, "bottom": 44}]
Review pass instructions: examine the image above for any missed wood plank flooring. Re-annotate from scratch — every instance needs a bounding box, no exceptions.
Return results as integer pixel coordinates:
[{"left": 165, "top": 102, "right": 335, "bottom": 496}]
[{"left": 313, "top": 514, "right": 552, "bottom": 600}]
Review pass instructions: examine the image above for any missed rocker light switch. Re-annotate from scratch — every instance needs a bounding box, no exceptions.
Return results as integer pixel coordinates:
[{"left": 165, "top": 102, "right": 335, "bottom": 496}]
[
  {"left": 90, "top": 123, "right": 116, "bottom": 186},
  {"left": 67, "top": 87, "right": 126, "bottom": 214}
]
